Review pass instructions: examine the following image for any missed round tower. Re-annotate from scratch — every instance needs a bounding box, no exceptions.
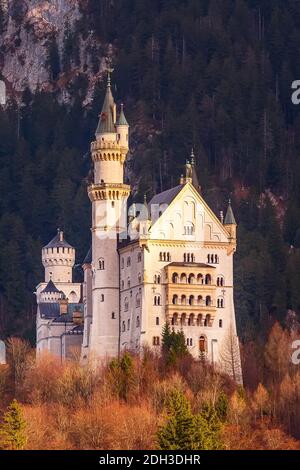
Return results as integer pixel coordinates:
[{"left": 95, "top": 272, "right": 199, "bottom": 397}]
[
  {"left": 88, "top": 72, "right": 130, "bottom": 359},
  {"left": 42, "top": 229, "right": 75, "bottom": 283}
]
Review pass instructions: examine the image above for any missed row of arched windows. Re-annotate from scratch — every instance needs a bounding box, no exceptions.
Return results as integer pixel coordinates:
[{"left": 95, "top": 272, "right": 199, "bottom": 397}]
[
  {"left": 184, "top": 225, "right": 195, "bottom": 235},
  {"left": 171, "top": 312, "right": 212, "bottom": 327},
  {"left": 172, "top": 272, "right": 212, "bottom": 285},
  {"left": 170, "top": 314, "right": 223, "bottom": 329},
  {"left": 183, "top": 253, "right": 195, "bottom": 263},
  {"left": 207, "top": 254, "right": 219, "bottom": 264},
  {"left": 172, "top": 294, "right": 212, "bottom": 306},
  {"left": 159, "top": 252, "right": 171, "bottom": 262}
]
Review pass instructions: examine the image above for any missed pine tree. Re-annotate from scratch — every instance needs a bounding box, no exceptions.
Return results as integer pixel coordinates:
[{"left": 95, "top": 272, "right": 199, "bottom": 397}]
[
  {"left": 0, "top": 399, "right": 27, "bottom": 450},
  {"left": 157, "top": 388, "right": 196, "bottom": 450}
]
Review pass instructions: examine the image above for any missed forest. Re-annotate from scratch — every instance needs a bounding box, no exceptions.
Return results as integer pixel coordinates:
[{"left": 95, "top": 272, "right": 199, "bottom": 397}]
[
  {"left": 1, "top": 323, "right": 300, "bottom": 450},
  {"left": 0, "top": 1, "right": 300, "bottom": 351}
]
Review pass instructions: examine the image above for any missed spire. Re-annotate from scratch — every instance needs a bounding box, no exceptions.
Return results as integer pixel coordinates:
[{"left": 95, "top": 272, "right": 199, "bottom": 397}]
[
  {"left": 95, "top": 70, "right": 116, "bottom": 135},
  {"left": 117, "top": 103, "right": 129, "bottom": 126},
  {"left": 224, "top": 199, "right": 237, "bottom": 225}
]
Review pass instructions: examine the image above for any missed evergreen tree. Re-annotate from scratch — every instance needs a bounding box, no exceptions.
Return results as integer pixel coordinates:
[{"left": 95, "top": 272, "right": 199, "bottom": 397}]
[
  {"left": 0, "top": 399, "right": 27, "bottom": 450},
  {"left": 157, "top": 388, "right": 197, "bottom": 450}
]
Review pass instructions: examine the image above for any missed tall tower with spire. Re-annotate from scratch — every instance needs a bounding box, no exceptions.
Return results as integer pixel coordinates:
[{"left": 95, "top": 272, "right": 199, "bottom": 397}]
[{"left": 88, "top": 72, "right": 130, "bottom": 359}]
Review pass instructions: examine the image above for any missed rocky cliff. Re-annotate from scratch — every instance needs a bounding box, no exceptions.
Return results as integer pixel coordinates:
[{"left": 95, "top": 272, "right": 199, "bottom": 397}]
[{"left": 0, "top": 0, "right": 109, "bottom": 103}]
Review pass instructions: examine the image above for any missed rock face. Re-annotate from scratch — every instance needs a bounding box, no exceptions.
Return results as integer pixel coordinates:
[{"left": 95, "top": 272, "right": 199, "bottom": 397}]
[{"left": 0, "top": 0, "right": 109, "bottom": 102}]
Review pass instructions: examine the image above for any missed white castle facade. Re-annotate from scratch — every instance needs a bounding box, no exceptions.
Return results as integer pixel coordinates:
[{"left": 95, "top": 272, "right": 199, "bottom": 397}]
[{"left": 36, "top": 76, "right": 241, "bottom": 379}]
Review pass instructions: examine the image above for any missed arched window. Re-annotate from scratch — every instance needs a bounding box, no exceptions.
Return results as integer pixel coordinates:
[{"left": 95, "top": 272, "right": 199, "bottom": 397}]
[
  {"left": 199, "top": 335, "right": 206, "bottom": 353},
  {"left": 99, "top": 258, "right": 105, "bottom": 270}
]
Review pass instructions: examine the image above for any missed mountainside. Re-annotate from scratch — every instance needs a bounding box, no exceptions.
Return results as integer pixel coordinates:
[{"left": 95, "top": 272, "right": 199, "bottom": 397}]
[{"left": 1, "top": 0, "right": 300, "bottom": 342}]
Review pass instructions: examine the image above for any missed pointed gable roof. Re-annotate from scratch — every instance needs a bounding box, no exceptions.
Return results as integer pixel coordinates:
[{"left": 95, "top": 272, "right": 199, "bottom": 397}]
[
  {"left": 149, "top": 184, "right": 183, "bottom": 209},
  {"left": 41, "top": 279, "right": 61, "bottom": 294}
]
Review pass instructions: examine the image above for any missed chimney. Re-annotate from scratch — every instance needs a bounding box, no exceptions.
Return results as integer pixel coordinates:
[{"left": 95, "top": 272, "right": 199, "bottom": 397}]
[
  {"left": 73, "top": 309, "right": 83, "bottom": 325},
  {"left": 59, "top": 297, "right": 68, "bottom": 315}
]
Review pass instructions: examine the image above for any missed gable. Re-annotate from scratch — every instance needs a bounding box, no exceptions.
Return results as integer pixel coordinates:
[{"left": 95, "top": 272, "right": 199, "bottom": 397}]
[{"left": 148, "top": 183, "right": 230, "bottom": 243}]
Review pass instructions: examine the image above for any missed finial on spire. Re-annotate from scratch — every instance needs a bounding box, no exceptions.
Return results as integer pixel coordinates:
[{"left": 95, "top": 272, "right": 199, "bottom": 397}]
[
  {"left": 106, "top": 67, "right": 114, "bottom": 88},
  {"left": 191, "top": 148, "right": 195, "bottom": 165}
]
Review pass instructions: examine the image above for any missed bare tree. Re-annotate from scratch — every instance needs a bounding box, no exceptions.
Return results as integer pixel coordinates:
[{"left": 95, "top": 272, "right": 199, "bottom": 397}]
[{"left": 219, "top": 323, "right": 243, "bottom": 384}]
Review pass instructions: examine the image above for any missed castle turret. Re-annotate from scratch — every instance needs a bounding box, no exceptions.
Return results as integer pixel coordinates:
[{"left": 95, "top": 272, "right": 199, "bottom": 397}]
[
  {"left": 116, "top": 103, "right": 129, "bottom": 152},
  {"left": 42, "top": 229, "right": 75, "bottom": 283},
  {"left": 224, "top": 199, "right": 237, "bottom": 247},
  {"left": 40, "top": 279, "right": 63, "bottom": 303},
  {"left": 88, "top": 72, "right": 131, "bottom": 359}
]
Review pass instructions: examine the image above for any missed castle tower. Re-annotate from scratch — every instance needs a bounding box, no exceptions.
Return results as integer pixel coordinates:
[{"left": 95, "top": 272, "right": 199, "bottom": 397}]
[
  {"left": 224, "top": 199, "right": 237, "bottom": 249},
  {"left": 88, "top": 73, "right": 130, "bottom": 359},
  {"left": 42, "top": 229, "right": 75, "bottom": 283}
]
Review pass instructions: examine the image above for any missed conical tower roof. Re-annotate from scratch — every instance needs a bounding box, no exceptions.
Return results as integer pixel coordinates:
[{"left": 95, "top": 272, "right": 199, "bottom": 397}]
[
  {"left": 96, "top": 73, "right": 116, "bottom": 135},
  {"left": 224, "top": 199, "right": 237, "bottom": 225},
  {"left": 117, "top": 103, "right": 128, "bottom": 126}
]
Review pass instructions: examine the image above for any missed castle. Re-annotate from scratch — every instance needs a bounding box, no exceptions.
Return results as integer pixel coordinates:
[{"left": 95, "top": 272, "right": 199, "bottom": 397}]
[{"left": 36, "top": 75, "right": 241, "bottom": 379}]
